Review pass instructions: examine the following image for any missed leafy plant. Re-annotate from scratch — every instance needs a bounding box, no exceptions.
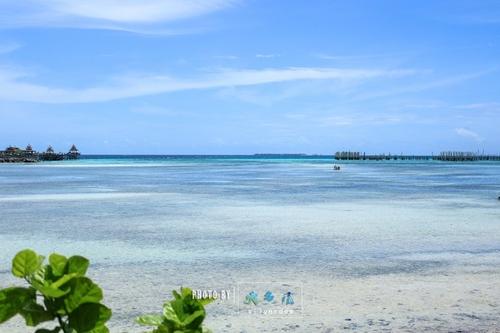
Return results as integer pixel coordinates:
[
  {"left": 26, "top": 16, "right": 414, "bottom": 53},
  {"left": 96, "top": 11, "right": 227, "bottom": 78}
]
[
  {"left": 137, "top": 287, "right": 213, "bottom": 333},
  {"left": 0, "top": 249, "right": 111, "bottom": 333}
]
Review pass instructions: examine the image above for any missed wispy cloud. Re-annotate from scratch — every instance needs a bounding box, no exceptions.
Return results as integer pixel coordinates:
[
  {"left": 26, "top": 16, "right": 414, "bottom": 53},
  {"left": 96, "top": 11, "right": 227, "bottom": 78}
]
[
  {"left": 215, "top": 83, "right": 308, "bottom": 106},
  {"left": 0, "top": 0, "right": 238, "bottom": 33},
  {"left": 315, "top": 53, "right": 395, "bottom": 61},
  {"left": 455, "top": 102, "right": 500, "bottom": 110},
  {"left": 129, "top": 105, "right": 184, "bottom": 116},
  {"left": 0, "top": 42, "right": 21, "bottom": 54},
  {"left": 213, "top": 55, "right": 239, "bottom": 60},
  {"left": 355, "top": 70, "right": 492, "bottom": 100},
  {"left": 458, "top": 15, "right": 500, "bottom": 24},
  {"left": 313, "top": 51, "right": 418, "bottom": 63},
  {"left": 320, "top": 113, "right": 410, "bottom": 127},
  {"left": 455, "top": 127, "right": 484, "bottom": 142},
  {"left": 0, "top": 66, "right": 416, "bottom": 104},
  {"left": 256, "top": 54, "right": 279, "bottom": 59}
]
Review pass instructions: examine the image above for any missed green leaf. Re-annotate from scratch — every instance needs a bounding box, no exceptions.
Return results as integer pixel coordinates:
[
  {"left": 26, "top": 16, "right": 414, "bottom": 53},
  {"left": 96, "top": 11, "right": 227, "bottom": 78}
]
[
  {"left": 152, "top": 327, "right": 169, "bottom": 333},
  {"left": 162, "top": 302, "right": 182, "bottom": 326},
  {"left": 180, "top": 287, "right": 193, "bottom": 299},
  {"left": 33, "top": 265, "right": 48, "bottom": 284},
  {"left": 19, "top": 301, "right": 54, "bottom": 326},
  {"left": 86, "top": 326, "right": 109, "bottom": 333},
  {"left": 64, "top": 277, "right": 103, "bottom": 313},
  {"left": 49, "top": 253, "right": 68, "bottom": 277},
  {"left": 66, "top": 256, "right": 89, "bottom": 276},
  {"left": 11, "top": 249, "right": 42, "bottom": 278},
  {"left": 182, "top": 309, "right": 205, "bottom": 328},
  {"left": 136, "top": 314, "right": 164, "bottom": 326},
  {"left": 0, "top": 287, "right": 35, "bottom": 323},
  {"left": 136, "top": 286, "right": 212, "bottom": 332},
  {"left": 68, "top": 303, "right": 111, "bottom": 333},
  {"left": 171, "top": 290, "right": 182, "bottom": 300},
  {"left": 32, "top": 281, "right": 70, "bottom": 298},
  {"left": 51, "top": 273, "right": 77, "bottom": 289}
]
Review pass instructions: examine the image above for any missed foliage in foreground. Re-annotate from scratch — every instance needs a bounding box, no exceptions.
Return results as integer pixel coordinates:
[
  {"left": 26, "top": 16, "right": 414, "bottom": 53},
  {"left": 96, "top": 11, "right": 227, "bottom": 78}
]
[
  {"left": 137, "top": 287, "right": 213, "bottom": 333},
  {"left": 0, "top": 249, "right": 212, "bottom": 333},
  {"left": 0, "top": 249, "right": 111, "bottom": 333}
]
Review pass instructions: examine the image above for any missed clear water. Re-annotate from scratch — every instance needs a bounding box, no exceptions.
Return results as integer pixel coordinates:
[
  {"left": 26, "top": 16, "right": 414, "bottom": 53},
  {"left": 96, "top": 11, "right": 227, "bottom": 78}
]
[{"left": 1, "top": 156, "right": 499, "bottom": 276}]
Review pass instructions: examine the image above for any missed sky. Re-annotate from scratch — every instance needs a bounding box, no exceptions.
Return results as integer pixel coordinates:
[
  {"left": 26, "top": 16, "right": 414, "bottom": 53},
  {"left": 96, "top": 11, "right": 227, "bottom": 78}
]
[{"left": 0, "top": 0, "right": 499, "bottom": 155}]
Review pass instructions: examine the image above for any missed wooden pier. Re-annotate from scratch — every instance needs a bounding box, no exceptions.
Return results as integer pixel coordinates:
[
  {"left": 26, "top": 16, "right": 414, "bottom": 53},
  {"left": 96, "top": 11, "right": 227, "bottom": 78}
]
[{"left": 335, "top": 151, "right": 500, "bottom": 162}]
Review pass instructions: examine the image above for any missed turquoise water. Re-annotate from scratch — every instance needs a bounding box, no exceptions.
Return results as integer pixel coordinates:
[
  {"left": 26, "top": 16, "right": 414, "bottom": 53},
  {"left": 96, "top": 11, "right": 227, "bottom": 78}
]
[{"left": 1, "top": 156, "right": 499, "bottom": 276}]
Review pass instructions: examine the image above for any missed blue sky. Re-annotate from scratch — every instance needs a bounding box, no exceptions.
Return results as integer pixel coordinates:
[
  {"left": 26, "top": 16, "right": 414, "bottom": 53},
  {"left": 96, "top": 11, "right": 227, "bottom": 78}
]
[{"left": 0, "top": 0, "right": 499, "bottom": 154}]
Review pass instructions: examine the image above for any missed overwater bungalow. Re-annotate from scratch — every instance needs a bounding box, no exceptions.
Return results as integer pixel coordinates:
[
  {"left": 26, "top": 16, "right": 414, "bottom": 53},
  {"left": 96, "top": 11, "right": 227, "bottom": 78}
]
[
  {"left": 25, "top": 144, "right": 36, "bottom": 156},
  {"left": 4, "top": 146, "right": 22, "bottom": 154},
  {"left": 67, "top": 144, "right": 80, "bottom": 159},
  {"left": 0, "top": 146, "right": 37, "bottom": 163},
  {"left": 40, "top": 145, "right": 64, "bottom": 161}
]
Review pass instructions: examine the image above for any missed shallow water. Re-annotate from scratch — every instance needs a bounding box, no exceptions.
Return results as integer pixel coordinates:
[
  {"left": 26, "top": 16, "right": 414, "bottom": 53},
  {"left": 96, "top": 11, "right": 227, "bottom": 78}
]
[{"left": 1, "top": 156, "right": 500, "bottom": 274}]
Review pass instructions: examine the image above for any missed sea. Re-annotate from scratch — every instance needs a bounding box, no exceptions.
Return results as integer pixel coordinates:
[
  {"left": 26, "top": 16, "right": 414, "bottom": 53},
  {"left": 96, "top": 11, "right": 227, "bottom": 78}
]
[{"left": 1, "top": 155, "right": 499, "bottom": 277}]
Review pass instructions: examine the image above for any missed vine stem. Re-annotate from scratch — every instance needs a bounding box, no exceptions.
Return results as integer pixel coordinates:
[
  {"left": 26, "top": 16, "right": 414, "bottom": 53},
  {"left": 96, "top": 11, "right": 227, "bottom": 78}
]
[
  {"left": 53, "top": 297, "right": 70, "bottom": 333},
  {"left": 56, "top": 313, "right": 69, "bottom": 333}
]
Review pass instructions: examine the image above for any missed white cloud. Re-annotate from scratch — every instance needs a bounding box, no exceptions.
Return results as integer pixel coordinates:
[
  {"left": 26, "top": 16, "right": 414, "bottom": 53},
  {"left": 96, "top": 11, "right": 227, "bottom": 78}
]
[
  {"left": 455, "top": 128, "right": 484, "bottom": 142},
  {"left": 0, "top": 0, "right": 238, "bottom": 32},
  {"left": 0, "top": 66, "right": 416, "bottom": 104}
]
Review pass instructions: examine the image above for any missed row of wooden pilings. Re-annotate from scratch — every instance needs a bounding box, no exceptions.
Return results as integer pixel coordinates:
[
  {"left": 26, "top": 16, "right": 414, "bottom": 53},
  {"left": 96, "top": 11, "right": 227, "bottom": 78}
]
[{"left": 334, "top": 151, "right": 500, "bottom": 161}]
